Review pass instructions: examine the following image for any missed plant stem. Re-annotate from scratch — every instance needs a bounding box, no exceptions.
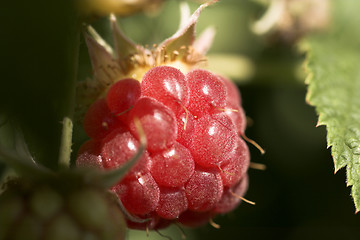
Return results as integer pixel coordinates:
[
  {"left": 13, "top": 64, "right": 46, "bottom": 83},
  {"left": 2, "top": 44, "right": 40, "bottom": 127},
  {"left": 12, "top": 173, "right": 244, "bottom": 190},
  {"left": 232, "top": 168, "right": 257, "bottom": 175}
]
[
  {"left": 58, "top": 13, "right": 81, "bottom": 168},
  {"left": 58, "top": 117, "right": 74, "bottom": 168}
]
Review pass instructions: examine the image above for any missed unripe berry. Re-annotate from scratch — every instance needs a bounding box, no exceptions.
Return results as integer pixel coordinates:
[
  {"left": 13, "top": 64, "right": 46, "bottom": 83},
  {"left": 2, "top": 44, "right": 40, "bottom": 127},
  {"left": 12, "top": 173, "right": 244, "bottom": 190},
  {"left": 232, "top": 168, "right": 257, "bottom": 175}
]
[{"left": 0, "top": 179, "right": 126, "bottom": 240}]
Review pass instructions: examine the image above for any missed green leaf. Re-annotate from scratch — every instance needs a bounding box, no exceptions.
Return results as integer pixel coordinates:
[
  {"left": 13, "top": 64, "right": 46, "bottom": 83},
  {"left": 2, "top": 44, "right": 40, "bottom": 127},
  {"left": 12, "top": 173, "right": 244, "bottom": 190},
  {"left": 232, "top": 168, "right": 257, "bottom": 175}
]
[{"left": 304, "top": 0, "right": 360, "bottom": 212}]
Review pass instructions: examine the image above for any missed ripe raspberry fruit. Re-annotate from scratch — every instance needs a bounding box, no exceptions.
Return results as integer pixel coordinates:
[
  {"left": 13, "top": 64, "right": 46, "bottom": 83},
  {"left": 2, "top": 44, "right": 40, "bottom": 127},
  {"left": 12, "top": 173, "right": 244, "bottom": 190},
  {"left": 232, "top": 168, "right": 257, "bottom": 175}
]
[
  {"left": 128, "top": 97, "right": 178, "bottom": 152},
  {"left": 76, "top": 139, "right": 103, "bottom": 169},
  {"left": 113, "top": 172, "right": 160, "bottom": 215},
  {"left": 106, "top": 78, "right": 141, "bottom": 124},
  {"left": 185, "top": 167, "right": 223, "bottom": 212},
  {"left": 213, "top": 175, "right": 249, "bottom": 214},
  {"left": 77, "top": 66, "right": 250, "bottom": 230},
  {"left": 156, "top": 187, "right": 188, "bottom": 220},
  {"left": 150, "top": 141, "right": 194, "bottom": 188},
  {"left": 186, "top": 69, "right": 227, "bottom": 118},
  {"left": 189, "top": 113, "right": 239, "bottom": 168},
  {"left": 77, "top": 1, "right": 252, "bottom": 231},
  {"left": 83, "top": 98, "right": 125, "bottom": 139},
  {"left": 141, "top": 66, "right": 189, "bottom": 114},
  {"left": 101, "top": 130, "right": 150, "bottom": 180}
]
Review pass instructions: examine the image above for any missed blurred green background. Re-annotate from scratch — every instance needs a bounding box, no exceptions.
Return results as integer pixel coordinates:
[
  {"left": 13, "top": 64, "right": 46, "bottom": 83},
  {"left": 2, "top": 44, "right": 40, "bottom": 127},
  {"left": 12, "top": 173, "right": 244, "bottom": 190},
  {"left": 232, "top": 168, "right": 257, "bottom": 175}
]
[{"left": 1, "top": 0, "right": 360, "bottom": 239}]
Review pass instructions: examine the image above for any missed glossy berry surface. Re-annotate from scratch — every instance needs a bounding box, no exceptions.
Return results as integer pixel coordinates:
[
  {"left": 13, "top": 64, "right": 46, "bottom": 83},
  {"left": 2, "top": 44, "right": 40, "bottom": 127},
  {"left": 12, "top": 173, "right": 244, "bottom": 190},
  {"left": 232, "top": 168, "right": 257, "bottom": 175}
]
[
  {"left": 106, "top": 78, "right": 141, "bottom": 123},
  {"left": 141, "top": 66, "right": 189, "bottom": 114},
  {"left": 186, "top": 69, "right": 227, "bottom": 118},
  {"left": 128, "top": 97, "right": 178, "bottom": 152},
  {"left": 77, "top": 66, "right": 250, "bottom": 230},
  {"left": 83, "top": 99, "right": 125, "bottom": 139},
  {"left": 150, "top": 142, "right": 194, "bottom": 187}
]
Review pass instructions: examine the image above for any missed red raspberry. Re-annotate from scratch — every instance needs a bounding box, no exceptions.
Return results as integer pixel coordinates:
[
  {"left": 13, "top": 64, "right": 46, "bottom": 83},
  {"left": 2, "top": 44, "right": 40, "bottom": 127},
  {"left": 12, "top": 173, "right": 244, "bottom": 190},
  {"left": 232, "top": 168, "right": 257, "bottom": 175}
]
[
  {"left": 101, "top": 129, "right": 150, "bottom": 180},
  {"left": 113, "top": 173, "right": 160, "bottom": 215},
  {"left": 218, "top": 75, "right": 242, "bottom": 107},
  {"left": 128, "top": 97, "right": 178, "bottom": 152},
  {"left": 106, "top": 78, "right": 141, "bottom": 124},
  {"left": 141, "top": 66, "right": 189, "bottom": 114},
  {"left": 156, "top": 187, "right": 188, "bottom": 219},
  {"left": 176, "top": 109, "right": 195, "bottom": 148},
  {"left": 77, "top": 66, "right": 250, "bottom": 229},
  {"left": 83, "top": 98, "right": 125, "bottom": 139},
  {"left": 186, "top": 69, "right": 227, "bottom": 118},
  {"left": 213, "top": 174, "right": 249, "bottom": 214},
  {"left": 178, "top": 210, "right": 214, "bottom": 227},
  {"left": 150, "top": 141, "right": 194, "bottom": 187},
  {"left": 189, "top": 113, "right": 238, "bottom": 168},
  {"left": 219, "top": 138, "right": 250, "bottom": 187},
  {"left": 185, "top": 167, "right": 223, "bottom": 212},
  {"left": 76, "top": 139, "right": 103, "bottom": 169}
]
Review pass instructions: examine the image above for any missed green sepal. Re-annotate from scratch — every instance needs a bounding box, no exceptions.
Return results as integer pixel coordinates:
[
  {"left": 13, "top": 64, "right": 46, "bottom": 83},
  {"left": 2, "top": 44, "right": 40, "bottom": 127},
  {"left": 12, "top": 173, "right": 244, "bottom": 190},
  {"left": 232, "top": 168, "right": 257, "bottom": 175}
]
[
  {"left": 91, "top": 139, "right": 146, "bottom": 189},
  {"left": 0, "top": 122, "right": 54, "bottom": 181},
  {"left": 158, "top": 1, "right": 217, "bottom": 59},
  {"left": 110, "top": 14, "right": 144, "bottom": 61}
]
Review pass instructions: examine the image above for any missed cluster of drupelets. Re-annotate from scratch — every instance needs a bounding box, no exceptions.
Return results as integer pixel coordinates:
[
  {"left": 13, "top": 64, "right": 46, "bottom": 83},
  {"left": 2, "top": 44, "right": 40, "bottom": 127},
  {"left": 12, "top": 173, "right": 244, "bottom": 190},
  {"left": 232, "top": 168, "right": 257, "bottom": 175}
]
[{"left": 76, "top": 65, "right": 250, "bottom": 230}]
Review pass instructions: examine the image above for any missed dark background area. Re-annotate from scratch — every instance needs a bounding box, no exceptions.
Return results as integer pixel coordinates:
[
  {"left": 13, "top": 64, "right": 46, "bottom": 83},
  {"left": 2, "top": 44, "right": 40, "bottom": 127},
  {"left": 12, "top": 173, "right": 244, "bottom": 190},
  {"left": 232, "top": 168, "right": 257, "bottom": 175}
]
[{"left": 1, "top": 0, "right": 360, "bottom": 239}]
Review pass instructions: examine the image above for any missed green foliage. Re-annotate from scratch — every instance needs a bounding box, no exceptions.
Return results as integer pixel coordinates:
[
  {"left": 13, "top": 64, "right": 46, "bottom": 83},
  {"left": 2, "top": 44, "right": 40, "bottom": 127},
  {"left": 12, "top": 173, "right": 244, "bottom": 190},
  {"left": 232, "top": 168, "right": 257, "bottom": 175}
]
[{"left": 305, "top": 0, "right": 360, "bottom": 211}]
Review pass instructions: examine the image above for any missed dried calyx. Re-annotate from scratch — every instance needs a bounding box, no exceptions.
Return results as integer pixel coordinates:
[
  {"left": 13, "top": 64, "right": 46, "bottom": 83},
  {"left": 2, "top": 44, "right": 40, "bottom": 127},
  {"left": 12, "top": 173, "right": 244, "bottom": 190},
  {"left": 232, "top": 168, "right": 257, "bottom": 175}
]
[
  {"left": 76, "top": 1, "right": 218, "bottom": 121},
  {"left": 252, "top": 0, "right": 330, "bottom": 43}
]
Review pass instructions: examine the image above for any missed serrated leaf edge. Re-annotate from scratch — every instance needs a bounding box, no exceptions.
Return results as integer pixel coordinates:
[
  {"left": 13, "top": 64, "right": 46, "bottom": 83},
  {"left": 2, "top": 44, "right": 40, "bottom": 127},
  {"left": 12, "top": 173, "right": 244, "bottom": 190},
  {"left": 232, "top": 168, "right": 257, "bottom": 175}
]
[{"left": 303, "top": 41, "right": 360, "bottom": 213}]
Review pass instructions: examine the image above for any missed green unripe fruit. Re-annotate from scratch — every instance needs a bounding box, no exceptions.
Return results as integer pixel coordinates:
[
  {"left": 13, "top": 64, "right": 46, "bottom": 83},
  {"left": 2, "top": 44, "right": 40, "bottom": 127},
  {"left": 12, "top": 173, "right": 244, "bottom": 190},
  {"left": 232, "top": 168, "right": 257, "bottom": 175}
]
[
  {"left": 68, "top": 189, "right": 110, "bottom": 230},
  {"left": 44, "top": 214, "right": 81, "bottom": 240},
  {"left": 30, "top": 186, "right": 63, "bottom": 220},
  {"left": 0, "top": 188, "right": 24, "bottom": 240},
  {"left": 14, "top": 215, "right": 42, "bottom": 240},
  {"left": 0, "top": 179, "right": 126, "bottom": 240}
]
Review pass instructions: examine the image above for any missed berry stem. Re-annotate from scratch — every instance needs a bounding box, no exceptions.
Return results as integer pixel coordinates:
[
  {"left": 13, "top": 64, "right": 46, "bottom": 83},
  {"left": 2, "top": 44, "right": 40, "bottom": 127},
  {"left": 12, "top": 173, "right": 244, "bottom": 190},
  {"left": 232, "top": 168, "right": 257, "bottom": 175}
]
[
  {"left": 58, "top": 117, "right": 73, "bottom": 168},
  {"left": 59, "top": 20, "right": 81, "bottom": 168}
]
